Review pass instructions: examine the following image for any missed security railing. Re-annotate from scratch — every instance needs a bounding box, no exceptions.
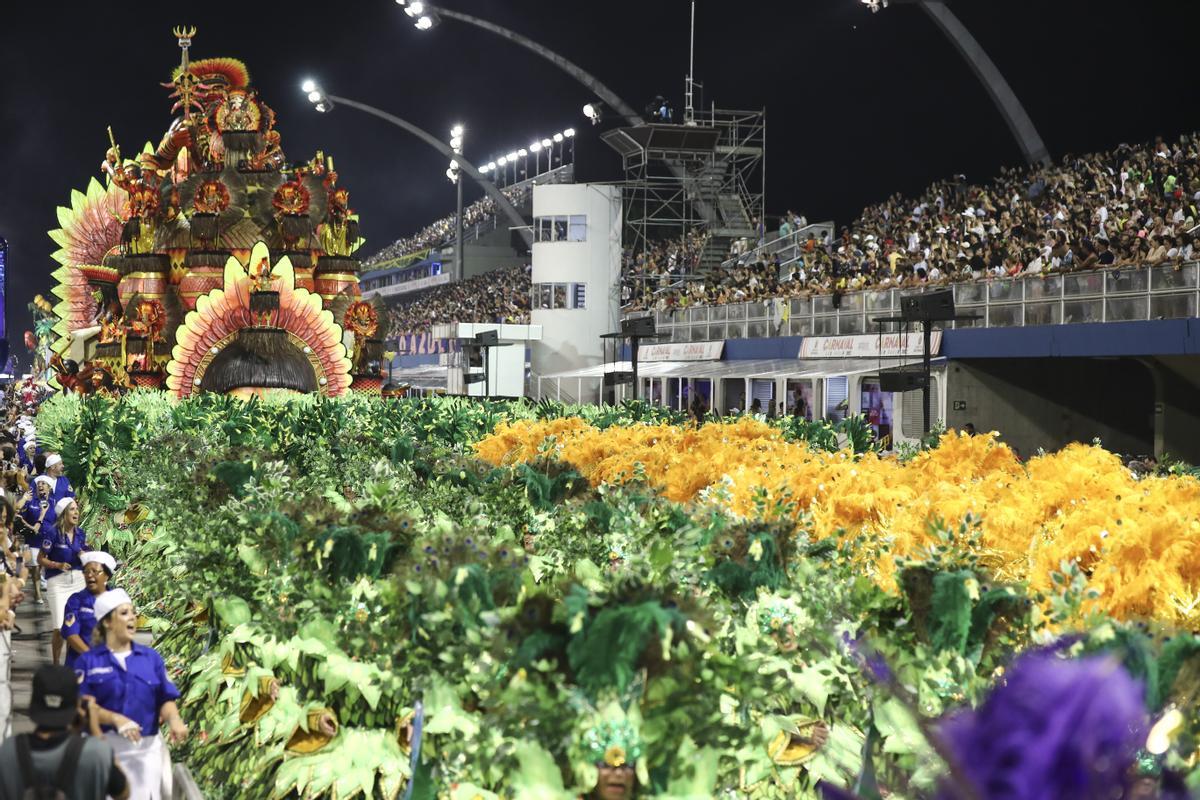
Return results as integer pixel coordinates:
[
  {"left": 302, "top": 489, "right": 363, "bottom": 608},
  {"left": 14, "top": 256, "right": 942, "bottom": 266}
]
[
  {"left": 630, "top": 262, "right": 1200, "bottom": 343},
  {"left": 718, "top": 221, "right": 836, "bottom": 271}
]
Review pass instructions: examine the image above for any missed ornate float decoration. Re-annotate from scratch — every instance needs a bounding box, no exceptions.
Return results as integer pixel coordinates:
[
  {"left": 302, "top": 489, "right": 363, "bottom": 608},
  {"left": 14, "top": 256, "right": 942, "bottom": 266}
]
[{"left": 45, "top": 27, "right": 381, "bottom": 397}]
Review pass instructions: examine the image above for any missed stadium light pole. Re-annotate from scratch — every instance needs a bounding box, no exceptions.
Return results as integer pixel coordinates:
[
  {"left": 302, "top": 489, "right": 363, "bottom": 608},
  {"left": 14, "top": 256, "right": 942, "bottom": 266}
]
[
  {"left": 447, "top": 124, "right": 465, "bottom": 283},
  {"left": 862, "top": 0, "right": 1050, "bottom": 166},
  {"left": 302, "top": 83, "right": 532, "bottom": 249},
  {"left": 397, "top": 1, "right": 644, "bottom": 127}
]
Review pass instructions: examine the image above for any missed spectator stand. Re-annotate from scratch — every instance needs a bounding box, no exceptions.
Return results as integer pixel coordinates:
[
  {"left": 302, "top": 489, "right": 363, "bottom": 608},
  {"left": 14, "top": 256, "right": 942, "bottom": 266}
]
[
  {"left": 628, "top": 131, "right": 1200, "bottom": 336},
  {"left": 602, "top": 106, "right": 765, "bottom": 281}
]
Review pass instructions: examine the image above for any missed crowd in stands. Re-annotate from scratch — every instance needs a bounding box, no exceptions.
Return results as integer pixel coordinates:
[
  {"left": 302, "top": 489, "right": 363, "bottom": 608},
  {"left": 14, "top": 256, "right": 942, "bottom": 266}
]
[
  {"left": 384, "top": 265, "right": 531, "bottom": 338},
  {"left": 619, "top": 229, "right": 710, "bottom": 305},
  {"left": 364, "top": 183, "right": 532, "bottom": 267},
  {"left": 627, "top": 132, "right": 1200, "bottom": 312}
]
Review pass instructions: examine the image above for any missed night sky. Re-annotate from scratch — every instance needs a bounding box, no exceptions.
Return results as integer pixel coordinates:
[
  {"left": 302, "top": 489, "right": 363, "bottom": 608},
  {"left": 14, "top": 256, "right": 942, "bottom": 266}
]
[{"left": 1, "top": 1, "right": 1197, "bottom": 367}]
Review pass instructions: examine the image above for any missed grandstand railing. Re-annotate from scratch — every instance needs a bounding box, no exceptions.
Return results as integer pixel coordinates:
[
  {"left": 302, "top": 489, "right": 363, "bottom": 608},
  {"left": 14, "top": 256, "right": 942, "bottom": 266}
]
[
  {"left": 629, "top": 262, "right": 1200, "bottom": 342},
  {"left": 363, "top": 272, "right": 453, "bottom": 299},
  {"left": 717, "top": 221, "right": 836, "bottom": 272}
]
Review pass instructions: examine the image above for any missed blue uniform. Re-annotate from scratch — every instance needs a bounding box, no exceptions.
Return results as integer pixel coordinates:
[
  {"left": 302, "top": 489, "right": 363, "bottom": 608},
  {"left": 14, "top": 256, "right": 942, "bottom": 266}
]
[
  {"left": 39, "top": 524, "right": 86, "bottom": 579},
  {"left": 50, "top": 475, "right": 75, "bottom": 505},
  {"left": 76, "top": 643, "right": 181, "bottom": 736},
  {"left": 61, "top": 588, "right": 100, "bottom": 668},
  {"left": 21, "top": 495, "right": 56, "bottom": 534}
]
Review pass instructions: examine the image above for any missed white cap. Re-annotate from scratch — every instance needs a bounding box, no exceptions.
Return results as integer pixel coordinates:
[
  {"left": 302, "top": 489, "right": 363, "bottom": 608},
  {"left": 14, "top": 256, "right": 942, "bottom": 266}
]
[
  {"left": 93, "top": 588, "right": 132, "bottom": 622},
  {"left": 45, "top": 454, "right": 62, "bottom": 469},
  {"left": 54, "top": 497, "right": 76, "bottom": 518},
  {"left": 81, "top": 551, "right": 117, "bottom": 573},
  {"left": 34, "top": 475, "right": 55, "bottom": 491}
]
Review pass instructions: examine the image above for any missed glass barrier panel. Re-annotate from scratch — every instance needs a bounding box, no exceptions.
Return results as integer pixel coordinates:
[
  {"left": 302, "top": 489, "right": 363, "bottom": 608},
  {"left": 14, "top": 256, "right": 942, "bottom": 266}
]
[
  {"left": 814, "top": 316, "right": 838, "bottom": 335},
  {"left": 865, "top": 291, "right": 893, "bottom": 311},
  {"left": 1106, "top": 268, "right": 1149, "bottom": 294},
  {"left": 710, "top": 305, "right": 728, "bottom": 321},
  {"left": 839, "top": 293, "right": 864, "bottom": 312},
  {"left": 726, "top": 321, "right": 745, "bottom": 339},
  {"left": 656, "top": 310, "right": 671, "bottom": 326},
  {"left": 813, "top": 295, "right": 835, "bottom": 314},
  {"left": 708, "top": 323, "right": 727, "bottom": 340},
  {"left": 689, "top": 306, "right": 708, "bottom": 323},
  {"left": 955, "top": 283, "right": 986, "bottom": 305},
  {"left": 789, "top": 317, "right": 813, "bottom": 336},
  {"left": 838, "top": 314, "right": 866, "bottom": 334},
  {"left": 988, "top": 279, "right": 1017, "bottom": 303},
  {"left": 727, "top": 304, "right": 747, "bottom": 321},
  {"left": 987, "top": 304, "right": 1022, "bottom": 327},
  {"left": 690, "top": 325, "right": 709, "bottom": 342},
  {"left": 748, "top": 320, "right": 770, "bottom": 338},
  {"left": 1062, "top": 299, "right": 1103, "bottom": 324},
  {"left": 1024, "top": 276, "right": 1059, "bottom": 301},
  {"left": 1151, "top": 264, "right": 1198, "bottom": 290},
  {"left": 1063, "top": 272, "right": 1104, "bottom": 296},
  {"left": 1023, "top": 301, "right": 1062, "bottom": 326},
  {"left": 747, "top": 301, "right": 769, "bottom": 318},
  {"left": 1149, "top": 293, "right": 1195, "bottom": 320},
  {"left": 1105, "top": 296, "right": 1148, "bottom": 321}
]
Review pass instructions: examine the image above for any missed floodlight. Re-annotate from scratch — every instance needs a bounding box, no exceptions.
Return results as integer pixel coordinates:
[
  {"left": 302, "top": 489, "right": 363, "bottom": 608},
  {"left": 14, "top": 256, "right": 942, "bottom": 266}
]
[
  {"left": 314, "top": 100, "right": 333, "bottom": 113},
  {"left": 529, "top": 142, "right": 542, "bottom": 153},
  {"left": 408, "top": 1, "right": 424, "bottom": 15},
  {"left": 497, "top": 156, "right": 507, "bottom": 165},
  {"left": 301, "top": 79, "right": 317, "bottom": 93},
  {"left": 563, "top": 128, "right": 576, "bottom": 138},
  {"left": 517, "top": 148, "right": 527, "bottom": 157},
  {"left": 541, "top": 138, "right": 552, "bottom": 148},
  {"left": 450, "top": 135, "right": 463, "bottom": 150},
  {"left": 583, "top": 103, "right": 597, "bottom": 119},
  {"left": 553, "top": 132, "right": 564, "bottom": 143},
  {"left": 505, "top": 152, "right": 518, "bottom": 161},
  {"left": 416, "top": 15, "right": 433, "bottom": 29},
  {"left": 487, "top": 161, "right": 497, "bottom": 170},
  {"left": 307, "top": 90, "right": 322, "bottom": 103},
  {"left": 450, "top": 124, "right": 464, "bottom": 137}
]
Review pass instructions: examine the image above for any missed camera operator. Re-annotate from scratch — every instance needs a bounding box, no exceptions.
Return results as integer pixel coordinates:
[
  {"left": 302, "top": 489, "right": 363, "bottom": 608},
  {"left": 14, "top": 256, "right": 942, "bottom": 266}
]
[{"left": 0, "top": 665, "right": 129, "bottom": 799}]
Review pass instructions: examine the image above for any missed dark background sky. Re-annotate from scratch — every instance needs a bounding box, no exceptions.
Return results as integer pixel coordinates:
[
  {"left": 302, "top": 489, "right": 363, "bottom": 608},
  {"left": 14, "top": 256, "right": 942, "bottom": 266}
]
[{"left": 1, "top": 0, "right": 1197, "bottom": 367}]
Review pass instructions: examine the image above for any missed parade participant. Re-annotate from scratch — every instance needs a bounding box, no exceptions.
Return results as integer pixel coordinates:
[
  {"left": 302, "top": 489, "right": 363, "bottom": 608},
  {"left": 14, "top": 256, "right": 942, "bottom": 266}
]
[
  {"left": 78, "top": 589, "right": 188, "bottom": 800},
  {"left": 43, "top": 453, "right": 75, "bottom": 505},
  {"left": 62, "top": 550, "right": 117, "bottom": 668},
  {"left": 39, "top": 497, "right": 87, "bottom": 665},
  {"left": 17, "top": 474, "right": 58, "bottom": 605}
]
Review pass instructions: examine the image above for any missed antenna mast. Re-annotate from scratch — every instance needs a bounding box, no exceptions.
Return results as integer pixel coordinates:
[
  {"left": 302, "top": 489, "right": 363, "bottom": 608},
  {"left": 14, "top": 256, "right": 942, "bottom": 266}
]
[{"left": 684, "top": 1, "right": 696, "bottom": 125}]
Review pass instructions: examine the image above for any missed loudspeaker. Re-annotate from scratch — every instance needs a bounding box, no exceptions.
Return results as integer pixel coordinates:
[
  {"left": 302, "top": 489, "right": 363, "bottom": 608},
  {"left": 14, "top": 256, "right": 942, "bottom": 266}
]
[
  {"left": 603, "top": 370, "right": 634, "bottom": 386},
  {"left": 475, "top": 330, "right": 499, "bottom": 347},
  {"left": 621, "top": 316, "right": 656, "bottom": 337},
  {"left": 900, "top": 289, "right": 956, "bottom": 322},
  {"left": 463, "top": 373, "right": 486, "bottom": 384},
  {"left": 879, "top": 370, "right": 928, "bottom": 392}
]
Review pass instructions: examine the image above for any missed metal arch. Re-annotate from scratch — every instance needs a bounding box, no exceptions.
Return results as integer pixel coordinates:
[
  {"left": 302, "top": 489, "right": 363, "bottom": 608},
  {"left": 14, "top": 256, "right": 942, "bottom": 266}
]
[
  {"left": 918, "top": 1, "right": 1051, "bottom": 166},
  {"left": 435, "top": 7, "right": 645, "bottom": 127},
  {"left": 326, "top": 94, "right": 533, "bottom": 248}
]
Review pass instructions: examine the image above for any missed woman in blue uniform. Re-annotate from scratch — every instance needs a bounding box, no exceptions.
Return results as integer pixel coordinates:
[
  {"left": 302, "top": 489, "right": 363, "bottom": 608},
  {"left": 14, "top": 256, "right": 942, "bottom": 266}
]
[
  {"left": 61, "top": 550, "right": 116, "bottom": 668},
  {"left": 39, "top": 496, "right": 87, "bottom": 665},
  {"left": 78, "top": 589, "right": 188, "bottom": 800}
]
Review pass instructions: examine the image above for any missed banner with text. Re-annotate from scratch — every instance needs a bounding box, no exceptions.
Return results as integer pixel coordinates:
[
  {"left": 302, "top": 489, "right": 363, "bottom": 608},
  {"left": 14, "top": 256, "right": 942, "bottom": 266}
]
[
  {"left": 638, "top": 340, "right": 725, "bottom": 362},
  {"left": 799, "top": 332, "right": 941, "bottom": 359}
]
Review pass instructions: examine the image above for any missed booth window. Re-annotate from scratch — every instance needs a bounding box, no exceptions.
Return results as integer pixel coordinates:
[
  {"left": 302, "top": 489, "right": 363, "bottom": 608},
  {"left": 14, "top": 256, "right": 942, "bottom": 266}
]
[
  {"left": 568, "top": 215, "right": 587, "bottom": 241},
  {"left": 533, "top": 214, "right": 588, "bottom": 242}
]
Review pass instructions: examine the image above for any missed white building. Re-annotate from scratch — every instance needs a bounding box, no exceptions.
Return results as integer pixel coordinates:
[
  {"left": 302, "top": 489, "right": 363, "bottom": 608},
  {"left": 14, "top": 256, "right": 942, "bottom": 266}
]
[{"left": 529, "top": 183, "right": 622, "bottom": 402}]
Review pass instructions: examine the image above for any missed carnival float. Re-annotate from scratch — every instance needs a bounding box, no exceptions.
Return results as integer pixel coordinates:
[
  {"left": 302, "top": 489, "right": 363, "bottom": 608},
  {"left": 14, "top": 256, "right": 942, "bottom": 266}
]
[{"left": 47, "top": 27, "right": 389, "bottom": 399}]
